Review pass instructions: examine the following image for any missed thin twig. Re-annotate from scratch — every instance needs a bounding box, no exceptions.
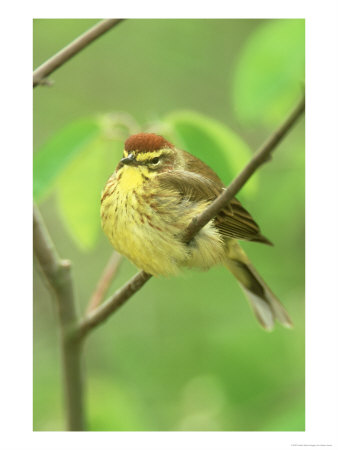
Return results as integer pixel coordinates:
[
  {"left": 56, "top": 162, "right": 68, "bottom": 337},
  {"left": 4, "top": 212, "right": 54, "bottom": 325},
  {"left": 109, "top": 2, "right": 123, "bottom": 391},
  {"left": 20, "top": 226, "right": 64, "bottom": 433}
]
[
  {"left": 78, "top": 96, "right": 305, "bottom": 337},
  {"left": 182, "top": 96, "right": 305, "bottom": 243},
  {"left": 86, "top": 252, "right": 123, "bottom": 314},
  {"left": 33, "top": 204, "right": 85, "bottom": 430},
  {"left": 79, "top": 271, "right": 152, "bottom": 337},
  {"left": 33, "top": 19, "right": 124, "bottom": 87}
]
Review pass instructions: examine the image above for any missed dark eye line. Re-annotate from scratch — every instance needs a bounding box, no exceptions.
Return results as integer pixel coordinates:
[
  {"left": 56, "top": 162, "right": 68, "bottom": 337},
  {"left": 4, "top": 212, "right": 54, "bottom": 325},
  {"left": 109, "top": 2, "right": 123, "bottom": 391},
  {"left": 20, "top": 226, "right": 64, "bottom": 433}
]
[
  {"left": 150, "top": 156, "right": 160, "bottom": 164},
  {"left": 130, "top": 155, "right": 162, "bottom": 166}
]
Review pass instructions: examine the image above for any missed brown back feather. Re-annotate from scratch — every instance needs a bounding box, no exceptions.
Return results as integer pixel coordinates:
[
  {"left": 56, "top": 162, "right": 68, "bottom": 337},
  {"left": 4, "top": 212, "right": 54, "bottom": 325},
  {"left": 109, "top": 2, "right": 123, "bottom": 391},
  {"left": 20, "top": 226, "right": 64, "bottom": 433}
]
[{"left": 158, "top": 150, "right": 272, "bottom": 245}]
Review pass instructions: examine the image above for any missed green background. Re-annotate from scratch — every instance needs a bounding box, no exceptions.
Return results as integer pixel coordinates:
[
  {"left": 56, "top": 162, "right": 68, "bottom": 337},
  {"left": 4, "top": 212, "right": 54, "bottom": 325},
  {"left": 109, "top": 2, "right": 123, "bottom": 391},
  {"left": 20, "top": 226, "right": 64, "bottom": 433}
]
[{"left": 33, "top": 19, "right": 305, "bottom": 431}]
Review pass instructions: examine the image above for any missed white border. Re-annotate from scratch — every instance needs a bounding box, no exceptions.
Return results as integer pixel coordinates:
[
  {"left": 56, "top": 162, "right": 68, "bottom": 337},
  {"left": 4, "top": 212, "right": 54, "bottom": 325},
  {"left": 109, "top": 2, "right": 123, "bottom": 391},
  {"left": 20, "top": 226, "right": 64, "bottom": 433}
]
[{"left": 1, "top": 1, "right": 337, "bottom": 449}]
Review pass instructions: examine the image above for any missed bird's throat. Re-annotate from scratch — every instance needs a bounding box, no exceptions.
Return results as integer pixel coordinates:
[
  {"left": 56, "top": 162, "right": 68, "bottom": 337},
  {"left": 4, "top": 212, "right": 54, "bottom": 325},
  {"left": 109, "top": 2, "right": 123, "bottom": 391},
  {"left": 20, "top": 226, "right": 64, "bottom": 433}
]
[{"left": 117, "top": 166, "right": 146, "bottom": 193}]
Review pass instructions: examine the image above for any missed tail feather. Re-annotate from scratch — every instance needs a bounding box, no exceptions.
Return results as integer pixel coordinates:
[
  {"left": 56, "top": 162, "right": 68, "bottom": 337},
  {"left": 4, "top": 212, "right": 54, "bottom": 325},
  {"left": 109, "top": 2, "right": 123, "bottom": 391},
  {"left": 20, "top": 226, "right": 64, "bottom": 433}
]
[
  {"left": 224, "top": 245, "right": 293, "bottom": 330},
  {"left": 241, "top": 284, "right": 293, "bottom": 331},
  {"left": 241, "top": 287, "right": 275, "bottom": 330},
  {"left": 246, "top": 262, "right": 293, "bottom": 329}
]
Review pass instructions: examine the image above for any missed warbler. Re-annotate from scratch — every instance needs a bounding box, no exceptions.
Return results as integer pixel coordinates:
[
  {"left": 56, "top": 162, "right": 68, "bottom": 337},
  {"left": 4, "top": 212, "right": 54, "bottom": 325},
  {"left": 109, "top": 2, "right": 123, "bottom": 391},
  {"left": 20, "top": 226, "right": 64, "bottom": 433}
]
[{"left": 101, "top": 133, "right": 292, "bottom": 330}]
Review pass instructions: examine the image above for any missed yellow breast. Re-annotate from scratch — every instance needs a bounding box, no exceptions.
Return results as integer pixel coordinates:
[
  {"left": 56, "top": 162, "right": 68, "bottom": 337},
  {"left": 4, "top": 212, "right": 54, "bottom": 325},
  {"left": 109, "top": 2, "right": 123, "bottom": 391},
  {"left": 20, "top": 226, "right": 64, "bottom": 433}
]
[{"left": 100, "top": 168, "right": 226, "bottom": 276}]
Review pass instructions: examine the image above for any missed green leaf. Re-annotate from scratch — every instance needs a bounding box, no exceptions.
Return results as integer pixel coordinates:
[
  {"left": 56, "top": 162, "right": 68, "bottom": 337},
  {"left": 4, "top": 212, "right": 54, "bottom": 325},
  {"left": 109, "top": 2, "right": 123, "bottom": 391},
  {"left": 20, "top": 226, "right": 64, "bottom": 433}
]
[
  {"left": 33, "top": 118, "right": 100, "bottom": 202},
  {"left": 56, "top": 137, "right": 122, "bottom": 250},
  {"left": 162, "top": 109, "right": 257, "bottom": 197},
  {"left": 233, "top": 19, "right": 305, "bottom": 126}
]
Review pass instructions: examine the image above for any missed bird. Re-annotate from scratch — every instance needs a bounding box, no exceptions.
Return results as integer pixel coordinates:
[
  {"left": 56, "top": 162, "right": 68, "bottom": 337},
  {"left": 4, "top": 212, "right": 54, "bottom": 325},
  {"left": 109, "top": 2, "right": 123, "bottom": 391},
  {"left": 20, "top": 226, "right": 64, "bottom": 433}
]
[{"left": 100, "top": 132, "right": 292, "bottom": 330}]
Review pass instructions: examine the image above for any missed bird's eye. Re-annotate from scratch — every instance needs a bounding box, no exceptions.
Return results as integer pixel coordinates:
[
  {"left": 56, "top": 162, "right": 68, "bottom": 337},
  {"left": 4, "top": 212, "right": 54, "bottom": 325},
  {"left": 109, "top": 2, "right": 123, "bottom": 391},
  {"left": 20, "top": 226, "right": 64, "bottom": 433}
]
[{"left": 150, "top": 157, "right": 160, "bottom": 164}]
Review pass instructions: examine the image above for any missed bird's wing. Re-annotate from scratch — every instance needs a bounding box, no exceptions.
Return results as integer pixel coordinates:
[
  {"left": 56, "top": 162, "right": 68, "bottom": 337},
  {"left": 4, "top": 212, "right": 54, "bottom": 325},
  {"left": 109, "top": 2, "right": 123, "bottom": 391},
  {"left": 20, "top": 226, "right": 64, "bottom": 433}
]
[{"left": 157, "top": 170, "right": 272, "bottom": 245}]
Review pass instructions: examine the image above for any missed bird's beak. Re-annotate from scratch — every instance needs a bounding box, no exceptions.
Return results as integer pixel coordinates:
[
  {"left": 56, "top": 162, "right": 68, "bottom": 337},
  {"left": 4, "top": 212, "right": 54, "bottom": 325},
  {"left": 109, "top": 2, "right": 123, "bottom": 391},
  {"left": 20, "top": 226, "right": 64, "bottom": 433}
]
[{"left": 120, "top": 153, "right": 137, "bottom": 166}]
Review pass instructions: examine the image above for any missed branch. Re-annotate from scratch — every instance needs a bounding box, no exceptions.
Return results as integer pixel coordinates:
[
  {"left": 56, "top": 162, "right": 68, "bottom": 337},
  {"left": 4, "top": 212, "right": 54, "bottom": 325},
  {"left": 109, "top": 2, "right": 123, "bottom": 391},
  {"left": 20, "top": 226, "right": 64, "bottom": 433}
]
[
  {"left": 33, "top": 204, "right": 61, "bottom": 282},
  {"left": 33, "top": 205, "right": 85, "bottom": 430},
  {"left": 78, "top": 96, "right": 305, "bottom": 337},
  {"left": 79, "top": 270, "right": 152, "bottom": 337},
  {"left": 86, "top": 251, "right": 123, "bottom": 314},
  {"left": 33, "top": 19, "right": 124, "bottom": 87},
  {"left": 182, "top": 96, "right": 305, "bottom": 243},
  {"left": 33, "top": 17, "right": 126, "bottom": 431}
]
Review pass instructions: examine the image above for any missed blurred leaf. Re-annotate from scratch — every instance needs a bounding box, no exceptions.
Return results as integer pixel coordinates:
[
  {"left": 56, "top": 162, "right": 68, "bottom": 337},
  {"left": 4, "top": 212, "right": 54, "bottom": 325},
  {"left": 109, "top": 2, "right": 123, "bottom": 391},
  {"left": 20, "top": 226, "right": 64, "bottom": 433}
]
[
  {"left": 34, "top": 112, "right": 138, "bottom": 250},
  {"left": 56, "top": 136, "right": 122, "bottom": 250},
  {"left": 162, "top": 110, "right": 258, "bottom": 197},
  {"left": 233, "top": 19, "right": 305, "bottom": 126},
  {"left": 33, "top": 118, "right": 100, "bottom": 202}
]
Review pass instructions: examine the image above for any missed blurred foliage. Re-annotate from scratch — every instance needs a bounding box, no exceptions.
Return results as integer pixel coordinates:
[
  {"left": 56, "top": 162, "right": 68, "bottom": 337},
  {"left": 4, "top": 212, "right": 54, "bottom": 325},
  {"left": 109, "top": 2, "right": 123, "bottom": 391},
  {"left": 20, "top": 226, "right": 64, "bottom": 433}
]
[
  {"left": 33, "top": 19, "right": 305, "bottom": 432},
  {"left": 34, "top": 110, "right": 258, "bottom": 249},
  {"left": 233, "top": 19, "right": 305, "bottom": 126},
  {"left": 162, "top": 110, "right": 258, "bottom": 195},
  {"left": 33, "top": 118, "right": 100, "bottom": 202}
]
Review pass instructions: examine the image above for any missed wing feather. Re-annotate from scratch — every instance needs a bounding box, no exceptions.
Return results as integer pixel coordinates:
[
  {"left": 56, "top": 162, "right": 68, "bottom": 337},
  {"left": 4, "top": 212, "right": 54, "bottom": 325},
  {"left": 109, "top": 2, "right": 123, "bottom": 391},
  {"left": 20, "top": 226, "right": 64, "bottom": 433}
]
[{"left": 157, "top": 169, "right": 272, "bottom": 245}]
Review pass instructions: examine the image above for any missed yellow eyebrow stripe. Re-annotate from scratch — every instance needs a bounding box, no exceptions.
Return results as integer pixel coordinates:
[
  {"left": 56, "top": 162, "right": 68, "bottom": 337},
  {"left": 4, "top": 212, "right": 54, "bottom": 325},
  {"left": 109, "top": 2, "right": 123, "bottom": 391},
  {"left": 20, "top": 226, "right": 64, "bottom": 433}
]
[
  {"left": 122, "top": 148, "right": 171, "bottom": 161},
  {"left": 135, "top": 151, "right": 162, "bottom": 162}
]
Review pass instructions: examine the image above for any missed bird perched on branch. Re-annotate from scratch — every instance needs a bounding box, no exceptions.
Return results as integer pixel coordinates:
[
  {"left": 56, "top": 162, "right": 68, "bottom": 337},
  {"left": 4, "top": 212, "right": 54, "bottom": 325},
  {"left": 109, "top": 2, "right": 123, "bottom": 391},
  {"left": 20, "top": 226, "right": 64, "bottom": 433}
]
[{"left": 101, "top": 133, "right": 292, "bottom": 330}]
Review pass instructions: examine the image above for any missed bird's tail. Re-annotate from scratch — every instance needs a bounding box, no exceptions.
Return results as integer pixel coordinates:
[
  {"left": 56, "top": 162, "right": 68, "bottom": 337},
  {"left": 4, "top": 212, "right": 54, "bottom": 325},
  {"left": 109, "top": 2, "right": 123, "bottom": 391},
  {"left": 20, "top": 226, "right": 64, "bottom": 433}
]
[{"left": 223, "top": 243, "right": 293, "bottom": 331}]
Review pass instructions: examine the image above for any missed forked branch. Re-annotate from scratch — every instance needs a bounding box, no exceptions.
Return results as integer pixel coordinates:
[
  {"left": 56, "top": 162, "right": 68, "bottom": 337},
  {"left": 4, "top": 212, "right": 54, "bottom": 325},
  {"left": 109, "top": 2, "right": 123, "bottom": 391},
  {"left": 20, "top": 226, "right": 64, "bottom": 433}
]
[
  {"left": 33, "top": 206, "right": 85, "bottom": 430},
  {"left": 79, "top": 96, "right": 305, "bottom": 337}
]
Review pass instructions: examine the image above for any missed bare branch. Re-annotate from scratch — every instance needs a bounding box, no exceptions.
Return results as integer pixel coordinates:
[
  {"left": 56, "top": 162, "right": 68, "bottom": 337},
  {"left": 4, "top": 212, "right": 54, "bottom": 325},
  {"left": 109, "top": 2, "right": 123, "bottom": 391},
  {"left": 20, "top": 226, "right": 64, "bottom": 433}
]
[
  {"left": 79, "top": 270, "right": 152, "bottom": 337},
  {"left": 33, "top": 204, "right": 85, "bottom": 430},
  {"left": 182, "top": 96, "right": 305, "bottom": 243},
  {"left": 86, "top": 252, "right": 124, "bottom": 314},
  {"left": 33, "top": 17, "right": 126, "bottom": 431},
  {"left": 33, "top": 19, "right": 124, "bottom": 87},
  {"left": 33, "top": 205, "right": 61, "bottom": 281},
  {"left": 78, "top": 96, "right": 305, "bottom": 336}
]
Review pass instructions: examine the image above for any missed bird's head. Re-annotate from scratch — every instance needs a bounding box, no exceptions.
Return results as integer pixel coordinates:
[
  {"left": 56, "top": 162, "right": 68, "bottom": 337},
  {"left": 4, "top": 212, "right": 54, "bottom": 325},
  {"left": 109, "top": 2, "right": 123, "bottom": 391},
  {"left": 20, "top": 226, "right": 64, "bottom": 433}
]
[{"left": 117, "top": 133, "right": 179, "bottom": 178}]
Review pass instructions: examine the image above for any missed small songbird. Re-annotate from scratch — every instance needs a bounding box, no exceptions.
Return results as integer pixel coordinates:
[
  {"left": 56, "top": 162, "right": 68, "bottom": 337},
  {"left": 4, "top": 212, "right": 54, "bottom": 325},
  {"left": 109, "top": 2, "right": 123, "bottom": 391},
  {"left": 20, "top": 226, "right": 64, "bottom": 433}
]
[{"left": 101, "top": 133, "right": 292, "bottom": 330}]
